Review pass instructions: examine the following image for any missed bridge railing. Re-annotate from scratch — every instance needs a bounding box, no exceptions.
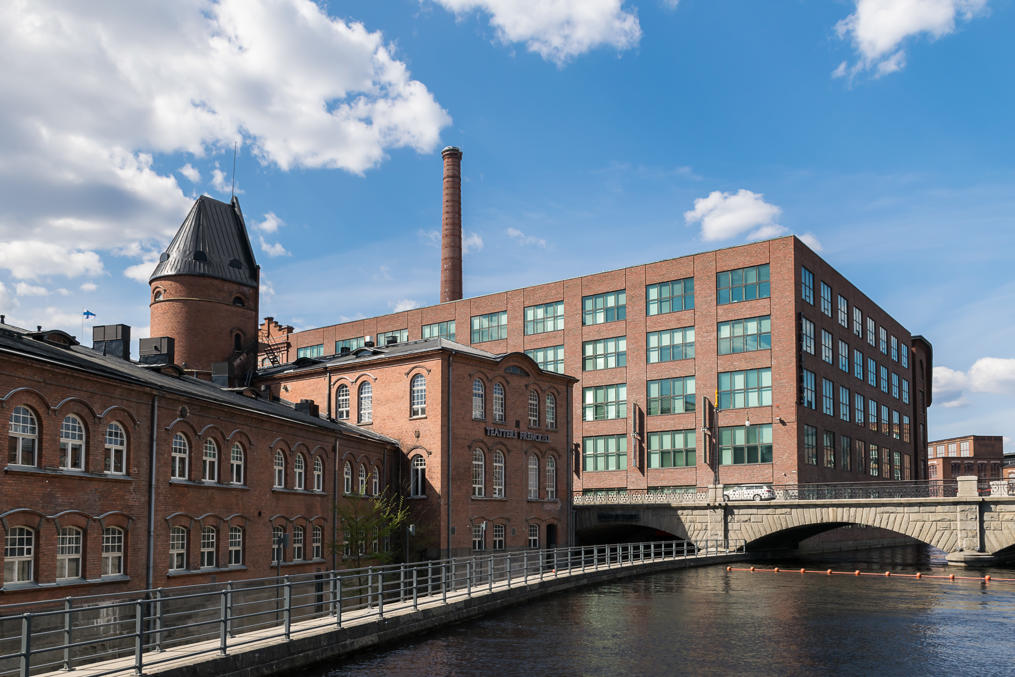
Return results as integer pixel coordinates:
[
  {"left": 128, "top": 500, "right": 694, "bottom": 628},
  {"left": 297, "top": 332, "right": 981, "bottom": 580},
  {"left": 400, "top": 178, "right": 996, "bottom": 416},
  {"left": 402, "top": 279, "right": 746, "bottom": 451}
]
[
  {"left": 573, "top": 487, "right": 710, "bottom": 505},
  {"left": 0, "top": 539, "right": 743, "bottom": 676}
]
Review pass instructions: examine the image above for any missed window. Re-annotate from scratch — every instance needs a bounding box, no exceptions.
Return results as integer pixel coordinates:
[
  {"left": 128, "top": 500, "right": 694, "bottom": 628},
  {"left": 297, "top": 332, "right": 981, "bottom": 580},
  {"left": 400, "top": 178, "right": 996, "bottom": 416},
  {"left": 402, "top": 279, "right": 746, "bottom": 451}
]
[
  {"left": 169, "top": 526, "right": 187, "bottom": 571},
  {"left": 718, "top": 368, "right": 772, "bottom": 409},
  {"left": 868, "top": 400, "right": 878, "bottom": 432},
  {"left": 335, "top": 337, "right": 365, "bottom": 353},
  {"left": 528, "top": 524, "right": 539, "bottom": 549},
  {"left": 292, "top": 527, "right": 305, "bottom": 560},
  {"left": 410, "top": 374, "right": 426, "bottom": 417},
  {"left": 202, "top": 439, "right": 218, "bottom": 482},
  {"left": 230, "top": 443, "right": 244, "bottom": 484},
  {"left": 855, "top": 393, "right": 864, "bottom": 428},
  {"left": 647, "top": 327, "right": 694, "bottom": 363},
  {"left": 313, "top": 457, "right": 323, "bottom": 492},
  {"left": 583, "top": 384, "right": 627, "bottom": 421},
  {"left": 821, "top": 330, "right": 833, "bottom": 364},
  {"left": 493, "top": 383, "right": 505, "bottom": 423},
  {"left": 647, "top": 377, "right": 695, "bottom": 415},
  {"left": 900, "top": 344, "right": 909, "bottom": 369},
  {"left": 472, "top": 449, "right": 485, "bottom": 497},
  {"left": 472, "top": 379, "right": 485, "bottom": 419},
  {"left": 891, "top": 373, "right": 899, "bottom": 399},
  {"left": 902, "top": 415, "right": 911, "bottom": 443},
  {"left": 228, "top": 527, "right": 243, "bottom": 566},
  {"left": 582, "top": 290, "right": 626, "bottom": 325},
  {"left": 493, "top": 524, "right": 505, "bottom": 550},
  {"left": 879, "top": 327, "right": 887, "bottom": 354},
  {"left": 422, "top": 320, "right": 455, "bottom": 341},
  {"left": 358, "top": 382, "right": 373, "bottom": 424},
  {"left": 801, "top": 317, "right": 815, "bottom": 354},
  {"left": 717, "top": 316, "right": 771, "bottom": 354},
  {"left": 837, "top": 295, "right": 848, "bottom": 327},
  {"left": 372, "top": 466, "right": 380, "bottom": 496},
  {"left": 893, "top": 451, "right": 902, "bottom": 480},
  {"left": 273, "top": 450, "right": 285, "bottom": 488},
  {"left": 546, "top": 394, "right": 557, "bottom": 430},
  {"left": 524, "top": 301, "right": 564, "bottom": 334},
  {"left": 824, "top": 431, "right": 835, "bottom": 468},
  {"left": 4, "top": 527, "right": 34, "bottom": 583},
  {"left": 647, "top": 430, "right": 695, "bottom": 468},
  {"left": 8, "top": 406, "right": 38, "bottom": 466},
  {"left": 293, "top": 454, "right": 305, "bottom": 490},
  {"left": 312, "top": 526, "right": 323, "bottom": 560},
  {"left": 525, "top": 345, "right": 564, "bottom": 374},
  {"left": 583, "top": 336, "right": 627, "bottom": 370},
  {"left": 801, "top": 266, "right": 814, "bottom": 304},
  {"left": 646, "top": 278, "right": 694, "bottom": 315},
  {"left": 803, "top": 425, "right": 817, "bottom": 465},
  {"left": 297, "top": 344, "right": 323, "bottom": 359},
  {"left": 854, "top": 349, "right": 863, "bottom": 380},
  {"left": 56, "top": 527, "right": 83, "bottom": 580},
  {"left": 377, "top": 328, "right": 408, "bottom": 345},
  {"left": 104, "top": 423, "right": 126, "bottom": 474},
  {"left": 853, "top": 307, "right": 863, "bottom": 338},
  {"left": 867, "top": 358, "right": 877, "bottom": 387},
  {"left": 546, "top": 457, "right": 556, "bottom": 500},
  {"left": 200, "top": 527, "right": 216, "bottom": 568},
  {"left": 472, "top": 524, "right": 485, "bottom": 551},
  {"left": 410, "top": 455, "right": 426, "bottom": 497},
  {"left": 528, "top": 455, "right": 539, "bottom": 499},
  {"left": 471, "top": 311, "right": 508, "bottom": 342},
  {"left": 102, "top": 527, "right": 124, "bottom": 576},
  {"left": 839, "top": 435, "right": 852, "bottom": 472},
  {"left": 493, "top": 451, "right": 505, "bottom": 498},
  {"left": 171, "top": 433, "right": 189, "bottom": 480},
  {"left": 802, "top": 369, "right": 816, "bottom": 410},
  {"left": 820, "top": 282, "right": 832, "bottom": 316},
  {"left": 891, "top": 335, "right": 899, "bottom": 362},
  {"left": 717, "top": 264, "right": 770, "bottom": 304},
  {"left": 271, "top": 526, "right": 284, "bottom": 564},
  {"left": 866, "top": 317, "right": 876, "bottom": 346},
  {"left": 528, "top": 390, "right": 540, "bottom": 427},
  {"left": 719, "top": 424, "right": 773, "bottom": 465},
  {"left": 839, "top": 386, "right": 850, "bottom": 422},
  {"left": 336, "top": 384, "right": 350, "bottom": 420},
  {"left": 880, "top": 365, "right": 888, "bottom": 393},
  {"left": 583, "top": 434, "right": 627, "bottom": 472},
  {"left": 358, "top": 464, "right": 367, "bottom": 495},
  {"left": 892, "top": 410, "right": 901, "bottom": 440},
  {"left": 838, "top": 340, "right": 849, "bottom": 373},
  {"left": 869, "top": 444, "right": 879, "bottom": 477},
  {"left": 59, "top": 415, "right": 86, "bottom": 470},
  {"left": 880, "top": 405, "right": 889, "bottom": 436}
]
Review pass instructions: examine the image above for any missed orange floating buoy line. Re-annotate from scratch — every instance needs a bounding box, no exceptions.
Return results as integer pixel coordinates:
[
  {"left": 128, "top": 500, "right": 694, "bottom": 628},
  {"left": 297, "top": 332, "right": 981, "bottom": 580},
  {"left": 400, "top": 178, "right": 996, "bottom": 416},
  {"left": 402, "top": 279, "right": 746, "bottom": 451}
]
[{"left": 724, "top": 566, "right": 1015, "bottom": 584}]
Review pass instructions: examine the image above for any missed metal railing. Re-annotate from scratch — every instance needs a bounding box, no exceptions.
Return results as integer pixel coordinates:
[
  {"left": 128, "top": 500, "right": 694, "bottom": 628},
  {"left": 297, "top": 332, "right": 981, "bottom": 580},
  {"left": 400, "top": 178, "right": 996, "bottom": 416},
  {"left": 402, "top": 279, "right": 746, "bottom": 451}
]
[{"left": 0, "top": 539, "right": 743, "bottom": 676}]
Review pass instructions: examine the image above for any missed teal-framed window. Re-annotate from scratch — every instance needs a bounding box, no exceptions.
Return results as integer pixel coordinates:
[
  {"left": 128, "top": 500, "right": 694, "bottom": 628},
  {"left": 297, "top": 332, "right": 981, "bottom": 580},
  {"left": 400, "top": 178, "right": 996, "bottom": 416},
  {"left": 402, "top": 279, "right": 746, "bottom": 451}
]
[
  {"left": 583, "top": 336, "right": 626, "bottom": 371},
  {"left": 804, "top": 425, "right": 817, "bottom": 465},
  {"left": 839, "top": 385, "right": 850, "bottom": 422},
  {"left": 717, "top": 264, "right": 770, "bottom": 305},
  {"left": 582, "top": 384, "right": 627, "bottom": 421},
  {"left": 524, "top": 301, "right": 564, "bottom": 335},
  {"left": 335, "top": 337, "right": 365, "bottom": 353},
  {"left": 902, "top": 379, "right": 909, "bottom": 404},
  {"left": 840, "top": 434, "right": 852, "bottom": 471},
  {"left": 647, "top": 430, "right": 695, "bottom": 468},
  {"left": 717, "top": 315, "right": 771, "bottom": 354},
  {"left": 854, "top": 393, "right": 864, "bottom": 427},
  {"left": 717, "top": 368, "right": 772, "bottom": 409},
  {"left": 853, "top": 349, "right": 863, "bottom": 380},
  {"left": 879, "top": 326, "right": 888, "bottom": 354},
  {"left": 297, "top": 344, "right": 323, "bottom": 358},
  {"left": 802, "top": 369, "right": 816, "bottom": 409},
  {"left": 801, "top": 317, "right": 815, "bottom": 354},
  {"left": 838, "top": 339, "right": 849, "bottom": 373},
  {"left": 582, "top": 435, "right": 627, "bottom": 472},
  {"left": 837, "top": 295, "right": 848, "bottom": 327},
  {"left": 891, "top": 373, "right": 899, "bottom": 399},
  {"left": 719, "top": 424, "right": 773, "bottom": 465},
  {"left": 422, "top": 320, "right": 455, "bottom": 341},
  {"left": 820, "top": 282, "right": 832, "bottom": 317},
  {"left": 647, "top": 327, "right": 694, "bottom": 363},
  {"left": 377, "top": 328, "right": 407, "bottom": 345},
  {"left": 471, "top": 311, "right": 508, "bottom": 343},
  {"left": 821, "top": 329, "right": 833, "bottom": 363},
  {"left": 890, "top": 335, "right": 899, "bottom": 362},
  {"left": 867, "top": 357, "right": 877, "bottom": 387},
  {"left": 822, "top": 378, "right": 834, "bottom": 416},
  {"left": 646, "top": 278, "right": 694, "bottom": 316},
  {"left": 900, "top": 344, "right": 909, "bottom": 368},
  {"left": 525, "top": 345, "right": 564, "bottom": 374},
  {"left": 824, "top": 430, "right": 835, "bottom": 468},
  {"left": 582, "top": 290, "right": 626, "bottom": 325},
  {"left": 801, "top": 266, "right": 814, "bottom": 304},
  {"left": 646, "top": 377, "right": 695, "bottom": 415}
]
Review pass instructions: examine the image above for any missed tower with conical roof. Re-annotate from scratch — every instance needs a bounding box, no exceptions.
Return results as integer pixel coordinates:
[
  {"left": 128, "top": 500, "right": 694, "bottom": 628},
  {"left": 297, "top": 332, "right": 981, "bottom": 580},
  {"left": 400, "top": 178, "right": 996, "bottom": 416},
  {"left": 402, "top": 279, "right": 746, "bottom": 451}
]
[{"left": 149, "top": 195, "right": 259, "bottom": 382}]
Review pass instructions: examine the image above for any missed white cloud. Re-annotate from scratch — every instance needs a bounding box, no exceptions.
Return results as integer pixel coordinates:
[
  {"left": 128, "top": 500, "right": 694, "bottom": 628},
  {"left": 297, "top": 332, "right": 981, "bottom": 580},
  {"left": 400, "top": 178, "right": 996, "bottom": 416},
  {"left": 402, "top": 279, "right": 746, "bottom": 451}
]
[
  {"left": 80, "top": 282, "right": 97, "bottom": 292},
  {"left": 506, "top": 227, "right": 547, "bottom": 248},
  {"left": 463, "top": 232, "right": 484, "bottom": 253},
  {"left": 15, "top": 282, "right": 50, "bottom": 296},
  {"left": 258, "top": 235, "right": 289, "bottom": 257},
  {"left": 934, "top": 358, "right": 1015, "bottom": 408},
  {"left": 178, "top": 163, "right": 201, "bottom": 183},
  {"left": 0, "top": 241, "right": 104, "bottom": 280},
  {"left": 123, "top": 253, "right": 161, "bottom": 284},
  {"left": 433, "top": 0, "right": 641, "bottom": 65},
  {"left": 260, "top": 277, "right": 276, "bottom": 298},
  {"left": 933, "top": 365, "right": 969, "bottom": 407},
  {"left": 0, "top": 282, "right": 12, "bottom": 312},
  {"left": 798, "top": 232, "right": 824, "bottom": 252},
  {"left": 419, "top": 230, "right": 442, "bottom": 247},
  {"left": 255, "top": 212, "right": 284, "bottom": 234},
  {"left": 661, "top": 0, "right": 680, "bottom": 9},
  {"left": 211, "top": 166, "right": 235, "bottom": 195},
  {"left": 391, "top": 298, "right": 420, "bottom": 312},
  {"left": 835, "top": 0, "right": 988, "bottom": 78},
  {"left": 684, "top": 189, "right": 783, "bottom": 242}
]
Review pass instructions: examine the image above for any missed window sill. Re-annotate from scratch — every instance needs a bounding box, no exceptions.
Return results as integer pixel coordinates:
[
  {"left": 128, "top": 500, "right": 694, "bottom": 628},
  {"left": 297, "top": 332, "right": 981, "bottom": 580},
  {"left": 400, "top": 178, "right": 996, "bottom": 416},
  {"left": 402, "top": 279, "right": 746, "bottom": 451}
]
[
  {"left": 169, "top": 479, "right": 250, "bottom": 489},
  {"left": 2, "top": 575, "right": 130, "bottom": 592},
  {"left": 272, "top": 487, "right": 327, "bottom": 496},
  {"left": 168, "top": 565, "right": 247, "bottom": 578},
  {"left": 472, "top": 496, "right": 507, "bottom": 501},
  {"left": 408, "top": 495, "right": 427, "bottom": 500},
  {"left": 409, "top": 415, "right": 427, "bottom": 421},
  {"left": 357, "top": 421, "right": 373, "bottom": 426},
  {"left": 3, "top": 466, "right": 134, "bottom": 481}
]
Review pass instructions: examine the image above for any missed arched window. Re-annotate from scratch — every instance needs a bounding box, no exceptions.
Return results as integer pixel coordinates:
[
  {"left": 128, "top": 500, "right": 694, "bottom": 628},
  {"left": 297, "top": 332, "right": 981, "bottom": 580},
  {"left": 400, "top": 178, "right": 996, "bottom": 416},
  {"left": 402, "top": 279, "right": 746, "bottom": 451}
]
[
  {"left": 493, "top": 450, "right": 505, "bottom": 498},
  {"left": 105, "top": 423, "right": 127, "bottom": 474},
  {"left": 312, "top": 526, "right": 323, "bottom": 560},
  {"left": 271, "top": 526, "right": 285, "bottom": 564},
  {"left": 358, "top": 382, "right": 373, "bottom": 424},
  {"left": 102, "top": 527, "right": 124, "bottom": 576},
  {"left": 171, "top": 433, "right": 189, "bottom": 480},
  {"left": 153, "top": 290, "right": 163, "bottom": 302},
  {"left": 372, "top": 465, "right": 380, "bottom": 495},
  {"left": 493, "top": 383, "right": 505, "bottom": 423},
  {"left": 472, "top": 379, "right": 485, "bottom": 419},
  {"left": 8, "top": 406, "right": 38, "bottom": 466},
  {"left": 200, "top": 526, "right": 217, "bottom": 568},
  {"left": 410, "top": 373, "right": 427, "bottom": 417},
  {"left": 528, "top": 523, "right": 539, "bottom": 548},
  {"left": 358, "top": 463, "right": 367, "bottom": 495},
  {"left": 293, "top": 454, "right": 306, "bottom": 490},
  {"left": 313, "top": 457, "right": 323, "bottom": 492},
  {"left": 202, "top": 439, "right": 218, "bottom": 482},
  {"left": 528, "top": 455, "right": 539, "bottom": 500},
  {"left": 56, "top": 527, "right": 83, "bottom": 580},
  {"left": 546, "top": 456, "right": 557, "bottom": 500},
  {"left": 273, "top": 450, "right": 285, "bottom": 488},
  {"left": 230, "top": 443, "right": 244, "bottom": 484},
  {"left": 169, "top": 526, "right": 188, "bottom": 571},
  {"left": 410, "top": 455, "right": 426, "bottom": 497},
  {"left": 528, "top": 391, "right": 539, "bottom": 428},
  {"left": 292, "top": 526, "right": 305, "bottom": 560},
  {"left": 232, "top": 296, "right": 245, "bottom": 307},
  {"left": 336, "top": 384, "right": 350, "bottom": 420},
  {"left": 472, "top": 449, "right": 485, "bottom": 497},
  {"left": 228, "top": 527, "right": 243, "bottom": 566},
  {"left": 546, "top": 394, "right": 557, "bottom": 430},
  {"left": 59, "top": 415, "right": 86, "bottom": 470},
  {"left": 343, "top": 461, "right": 352, "bottom": 494},
  {"left": 233, "top": 333, "right": 242, "bottom": 351},
  {"left": 4, "top": 526, "right": 35, "bottom": 583}
]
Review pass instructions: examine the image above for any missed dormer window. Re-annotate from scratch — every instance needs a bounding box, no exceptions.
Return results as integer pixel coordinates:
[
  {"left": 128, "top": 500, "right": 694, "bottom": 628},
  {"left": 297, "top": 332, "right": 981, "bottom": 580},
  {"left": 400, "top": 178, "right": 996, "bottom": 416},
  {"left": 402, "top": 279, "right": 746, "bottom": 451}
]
[
  {"left": 232, "top": 296, "right": 244, "bottom": 307},
  {"left": 153, "top": 290, "right": 163, "bottom": 302}
]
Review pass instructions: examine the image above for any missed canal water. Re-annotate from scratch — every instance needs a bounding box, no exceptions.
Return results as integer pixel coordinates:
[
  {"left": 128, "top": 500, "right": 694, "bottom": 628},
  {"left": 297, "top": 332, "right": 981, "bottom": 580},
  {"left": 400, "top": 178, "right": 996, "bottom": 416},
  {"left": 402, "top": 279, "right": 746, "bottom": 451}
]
[{"left": 310, "top": 546, "right": 1015, "bottom": 676}]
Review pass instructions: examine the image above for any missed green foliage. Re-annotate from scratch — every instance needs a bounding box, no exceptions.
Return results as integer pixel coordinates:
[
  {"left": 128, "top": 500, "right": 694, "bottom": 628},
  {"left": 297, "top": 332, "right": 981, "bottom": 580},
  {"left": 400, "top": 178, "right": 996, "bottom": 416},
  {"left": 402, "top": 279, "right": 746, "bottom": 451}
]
[{"left": 334, "top": 490, "right": 411, "bottom": 567}]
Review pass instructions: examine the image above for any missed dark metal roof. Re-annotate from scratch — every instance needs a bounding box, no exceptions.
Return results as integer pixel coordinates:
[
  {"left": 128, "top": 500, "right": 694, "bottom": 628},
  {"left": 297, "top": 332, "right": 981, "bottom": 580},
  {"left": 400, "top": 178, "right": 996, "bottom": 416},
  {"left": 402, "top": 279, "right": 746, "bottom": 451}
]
[{"left": 150, "top": 196, "right": 258, "bottom": 287}]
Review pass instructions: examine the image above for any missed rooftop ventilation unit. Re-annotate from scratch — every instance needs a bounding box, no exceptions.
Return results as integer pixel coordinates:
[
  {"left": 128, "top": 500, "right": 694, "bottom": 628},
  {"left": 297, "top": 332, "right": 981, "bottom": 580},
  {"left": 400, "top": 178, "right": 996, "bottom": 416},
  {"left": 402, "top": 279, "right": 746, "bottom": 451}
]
[
  {"left": 139, "top": 337, "right": 175, "bottom": 365},
  {"left": 92, "top": 324, "right": 131, "bottom": 360}
]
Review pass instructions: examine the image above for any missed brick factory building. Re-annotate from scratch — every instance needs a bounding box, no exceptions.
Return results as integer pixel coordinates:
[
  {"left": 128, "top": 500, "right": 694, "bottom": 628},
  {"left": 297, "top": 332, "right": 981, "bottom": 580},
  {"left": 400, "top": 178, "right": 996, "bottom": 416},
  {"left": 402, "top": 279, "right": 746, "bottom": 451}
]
[{"left": 927, "top": 435, "right": 1004, "bottom": 481}]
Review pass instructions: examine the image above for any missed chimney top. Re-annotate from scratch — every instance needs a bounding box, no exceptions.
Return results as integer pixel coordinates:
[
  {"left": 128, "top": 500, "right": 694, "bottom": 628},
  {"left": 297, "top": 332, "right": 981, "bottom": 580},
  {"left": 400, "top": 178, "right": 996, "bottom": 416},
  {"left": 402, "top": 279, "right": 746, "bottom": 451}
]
[{"left": 442, "top": 146, "right": 462, "bottom": 158}]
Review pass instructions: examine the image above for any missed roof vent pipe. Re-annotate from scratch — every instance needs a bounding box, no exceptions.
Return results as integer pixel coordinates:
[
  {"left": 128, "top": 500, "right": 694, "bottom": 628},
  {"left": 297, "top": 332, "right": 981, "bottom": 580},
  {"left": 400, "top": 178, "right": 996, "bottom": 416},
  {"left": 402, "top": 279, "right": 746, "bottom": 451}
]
[{"left": 440, "top": 146, "right": 463, "bottom": 303}]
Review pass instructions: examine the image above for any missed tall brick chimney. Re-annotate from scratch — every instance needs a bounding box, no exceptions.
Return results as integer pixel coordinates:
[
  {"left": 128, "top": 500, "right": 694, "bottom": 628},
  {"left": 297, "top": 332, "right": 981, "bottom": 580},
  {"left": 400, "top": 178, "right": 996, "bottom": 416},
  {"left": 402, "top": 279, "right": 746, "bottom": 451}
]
[{"left": 440, "top": 146, "right": 463, "bottom": 303}]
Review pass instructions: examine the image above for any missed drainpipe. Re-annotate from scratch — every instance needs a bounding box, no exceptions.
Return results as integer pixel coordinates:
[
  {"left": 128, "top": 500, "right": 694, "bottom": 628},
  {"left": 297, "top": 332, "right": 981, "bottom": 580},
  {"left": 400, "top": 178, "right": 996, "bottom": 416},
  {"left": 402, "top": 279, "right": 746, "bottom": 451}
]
[
  {"left": 326, "top": 370, "right": 333, "bottom": 420},
  {"left": 567, "top": 383, "right": 574, "bottom": 547},
  {"left": 445, "top": 354, "right": 453, "bottom": 559},
  {"left": 332, "top": 438, "right": 339, "bottom": 572},
  {"left": 146, "top": 395, "right": 159, "bottom": 591}
]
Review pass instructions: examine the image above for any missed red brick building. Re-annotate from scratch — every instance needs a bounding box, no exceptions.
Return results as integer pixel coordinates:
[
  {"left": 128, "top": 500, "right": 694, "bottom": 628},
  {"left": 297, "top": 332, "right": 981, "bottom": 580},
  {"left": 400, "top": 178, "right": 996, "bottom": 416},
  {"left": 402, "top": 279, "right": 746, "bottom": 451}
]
[{"left": 927, "top": 435, "right": 1004, "bottom": 481}]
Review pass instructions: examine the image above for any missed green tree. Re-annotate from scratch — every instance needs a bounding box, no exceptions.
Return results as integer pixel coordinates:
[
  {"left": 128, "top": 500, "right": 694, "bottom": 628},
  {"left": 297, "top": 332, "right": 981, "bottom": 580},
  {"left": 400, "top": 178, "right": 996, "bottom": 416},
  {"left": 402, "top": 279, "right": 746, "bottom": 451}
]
[{"left": 334, "top": 490, "right": 411, "bottom": 569}]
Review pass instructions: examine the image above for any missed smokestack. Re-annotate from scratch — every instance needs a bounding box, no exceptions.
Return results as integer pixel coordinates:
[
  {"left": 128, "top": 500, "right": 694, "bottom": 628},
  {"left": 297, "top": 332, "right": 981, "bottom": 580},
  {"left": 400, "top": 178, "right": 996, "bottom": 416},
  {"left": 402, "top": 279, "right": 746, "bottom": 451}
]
[{"left": 440, "top": 146, "right": 463, "bottom": 303}]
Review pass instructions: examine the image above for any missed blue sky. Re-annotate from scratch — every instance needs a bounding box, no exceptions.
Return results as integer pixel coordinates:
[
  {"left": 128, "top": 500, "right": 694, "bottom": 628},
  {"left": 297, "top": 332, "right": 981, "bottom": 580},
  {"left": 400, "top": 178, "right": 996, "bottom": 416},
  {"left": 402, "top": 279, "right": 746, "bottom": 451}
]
[{"left": 0, "top": 0, "right": 1012, "bottom": 446}]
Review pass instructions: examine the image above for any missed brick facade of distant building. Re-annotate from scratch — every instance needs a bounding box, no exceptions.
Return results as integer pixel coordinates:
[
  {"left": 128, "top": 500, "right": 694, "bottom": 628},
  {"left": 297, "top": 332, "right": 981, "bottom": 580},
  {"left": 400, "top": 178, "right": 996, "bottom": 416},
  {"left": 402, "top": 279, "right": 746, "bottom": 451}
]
[{"left": 927, "top": 435, "right": 1003, "bottom": 481}]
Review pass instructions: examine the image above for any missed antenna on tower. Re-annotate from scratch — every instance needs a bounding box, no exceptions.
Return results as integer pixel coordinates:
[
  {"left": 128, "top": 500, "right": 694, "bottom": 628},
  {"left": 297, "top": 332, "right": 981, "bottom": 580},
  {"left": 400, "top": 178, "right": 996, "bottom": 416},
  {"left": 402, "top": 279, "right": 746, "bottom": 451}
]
[{"left": 230, "top": 141, "right": 238, "bottom": 199}]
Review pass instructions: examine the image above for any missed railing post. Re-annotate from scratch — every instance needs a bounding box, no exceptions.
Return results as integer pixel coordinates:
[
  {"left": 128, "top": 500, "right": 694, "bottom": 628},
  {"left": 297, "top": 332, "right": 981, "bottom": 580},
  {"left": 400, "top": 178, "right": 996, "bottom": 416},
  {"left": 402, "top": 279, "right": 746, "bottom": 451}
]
[
  {"left": 154, "top": 588, "right": 164, "bottom": 652},
  {"left": 20, "top": 613, "right": 31, "bottom": 677},
  {"left": 427, "top": 561, "right": 433, "bottom": 598},
  {"left": 489, "top": 555, "right": 494, "bottom": 592},
  {"left": 539, "top": 550, "right": 544, "bottom": 582},
  {"left": 553, "top": 549, "right": 558, "bottom": 577},
  {"left": 134, "top": 600, "right": 144, "bottom": 675},
  {"left": 283, "top": 576, "right": 292, "bottom": 640},
  {"left": 467, "top": 560, "right": 473, "bottom": 598},
  {"left": 225, "top": 581, "right": 234, "bottom": 637},
  {"left": 683, "top": 541, "right": 688, "bottom": 558},
  {"left": 523, "top": 551, "right": 529, "bottom": 584},
  {"left": 378, "top": 572, "right": 385, "bottom": 618},
  {"left": 368, "top": 567, "right": 374, "bottom": 608},
  {"left": 336, "top": 575, "right": 343, "bottom": 628},
  {"left": 442, "top": 563, "right": 448, "bottom": 604},
  {"left": 412, "top": 568, "right": 419, "bottom": 611},
  {"left": 400, "top": 563, "right": 406, "bottom": 603},
  {"left": 219, "top": 589, "right": 228, "bottom": 655},
  {"left": 62, "top": 597, "right": 72, "bottom": 671},
  {"left": 507, "top": 552, "right": 512, "bottom": 588}
]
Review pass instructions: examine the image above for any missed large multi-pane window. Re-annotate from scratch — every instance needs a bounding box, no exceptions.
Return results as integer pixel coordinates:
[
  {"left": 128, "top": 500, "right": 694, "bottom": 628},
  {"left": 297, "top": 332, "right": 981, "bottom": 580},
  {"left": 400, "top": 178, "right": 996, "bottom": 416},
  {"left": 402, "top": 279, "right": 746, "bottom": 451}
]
[
  {"left": 377, "top": 328, "right": 408, "bottom": 345},
  {"left": 292, "top": 527, "right": 305, "bottom": 561},
  {"left": 879, "top": 327, "right": 887, "bottom": 355},
  {"left": 546, "top": 457, "right": 556, "bottom": 500},
  {"left": 358, "top": 381, "right": 373, "bottom": 423},
  {"left": 646, "top": 377, "right": 695, "bottom": 415},
  {"left": 56, "top": 527, "right": 83, "bottom": 579},
  {"left": 801, "top": 266, "right": 814, "bottom": 304},
  {"left": 854, "top": 349, "right": 863, "bottom": 380},
  {"left": 880, "top": 365, "right": 888, "bottom": 393},
  {"left": 273, "top": 450, "right": 285, "bottom": 488},
  {"left": 647, "top": 430, "right": 695, "bottom": 468},
  {"left": 271, "top": 526, "right": 285, "bottom": 564},
  {"left": 472, "top": 524, "right": 485, "bottom": 551},
  {"left": 102, "top": 527, "right": 124, "bottom": 576},
  {"left": 493, "top": 383, "right": 505, "bottom": 423},
  {"left": 869, "top": 444, "right": 879, "bottom": 477},
  {"left": 902, "top": 379, "right": 910, "bottom": 404},
  {"left": 528, "top": 455, "right": 539, "bottom": 499},
  {"left": 358, "top": 464, "right": 367, "bottom": 494},
  {"left": 868, "top": 400, "right": 878, "bottom": 432},
  {"left": 472, "top": 379, "right": 485, "bottom": 419},
  {"left": 471, "top": 311, "right": 508, "bottom": 342},
  {"left": 880, "top": 405, "right": 889, "bottom": 436},
  {"left": 824, "top": 431, "right": 835, "bottom": 468},
  {"left": 853, "top": 307, "right": 863, "bottom": 338},
  {"left": 200, "top": 527, "right": 216, "bottom": 568},
  {"left": 717, "top": 264, "right": 770, "bottom": 304},
  {"left": 900, "top": 344, "right": 909, "bottom": 369},
  {"left": 528, "top": 524, "right": 539, "bottom": 548},
  {"left": 169, "top": 526, "right": 187, "bottom": 571},
  {"left": 803, "top": 425, "right": 817, "bottom": 465},
  {"left": 583, "top": 336, "right": 627, "bottom": 370},
  {"left": 891, "top": 373, "right": 899, "bottom": 399},
  {"left": 422, "top": 320, "right": 455, "bottom": 341},
  {"left": 802, "top": 369, "right": 816, "bottom": 409},
  {"left": 524, "top": 301, "right": 564, "bottom": 335},
  {"left": 820, "top": 282, "right": 832, "bottom": 316},
  {"left": 297, "top": 344, "right": 324, "bottom": 359},
  {"left": 525, "top": 345, "right": 564, "bottom": 374},
  {"left": 528, "top": 390, "right": 540, "bottom": 427},
  {"left": 343, "top": 462, "right": 352, "bottom": 494},
  {"left": 493, "top": 524, "right": 505, "bottom": 550},
  {"left": 838, "top": 340, "right": 849, "bottom": 373},
  {"left": 855, "top": 393, "right": 864, "bottom": 427},
  {"left": 717, "top": 369, "right": 772, "bottom": 409},
  {"left": 717, "top": 316, "right": 771, "bottom": 354},
  {"left": 839, "top": 435, "right": 852, "bottom": 471},
  {"left": 821, "top": 330, "right": 833, "bottom": 364},
  {"left": 105, "top": 423, "right": 127, "bottom": 474},
  {"left": 202, "top": 439, "right": 218, "bottom": 482},
  {"left": 472, "top": 449, "right": 485, "bottom": 497},
  {"left": 546, "top": 394, "right": 557, "bottom": 430},
  {"left": 719, "top": 424, "right": 773, "bottom": 465},
  {"left": 583, "top": 384, "right": 627, "bottom": 421},
  {"left": 59, "top": 415, "right": 86, "bottom": 470},
  {"left": 582, "top": 291, "right": 626, "bottom": 325},
  {"left": 822, "top": 378, "right": 834, "bottom": 416},
  {"left": 891, "top": 335, "right": 899, "bottom": 362},
  {"left": 902, "top": 415, "right": 911, "bottom": 443},
  {"left": 228, "top": 527, "right": 243, "bottom": 566},
  {"left": 839, "top": 386, "right": 850, "bottom": 422},
  {"left": 293, "top": 454, "right": 305, "bottom": 490},
  {"left": 647, "top": 327, "right": 694, "bottom": 363},
  {"left": 171, "top": 433, "right": 189, "bottom": 480},
  {"left": 4, "top": 527, "right": 34, "bottom": 583},
  {"left": 410, "top": 374, "right": 426, "bottom": 417},
  {"left": 801, "top": 317, "right": 815, "bottom": 354},
  {"left": 335, "top": 337, "right": 365, "bottom": 353},
  {"left": 582, "top": 435, "right": 627, "bottom": 472},
  {"left": 837, "top": 295, "right": 848, "bottom": 327},
  {"left": 335, "top": 384, "right": 350, "bottom": 420},
  {"left": 230, "top": 443, "right": 244, "bottom": 484},
  {"left": 8, "top": 406, "right": 38, "bottom": 466},
  {"left": 312, "top": 526, "right": 323, "bottom": 560},
  {"left": 314, "top": 457, "right": 323, "bottom": 491},
  {"left": 646, "top": 278, "right": 694, "bottom": 315},
  {"left": 493, "top": 451, "right": 505, "bottom": 498},
  {"left": 866, "top": 317, "right": 876, "bottom": 346},
  {"left": 867, "top": 358, "right": 877, "bottom": 387},
  {"left": 410, "top": 455, "right": 426, "bottom": 497},
  {"left": 892, "top": 410, "right": 901, "bottom": 440}
]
